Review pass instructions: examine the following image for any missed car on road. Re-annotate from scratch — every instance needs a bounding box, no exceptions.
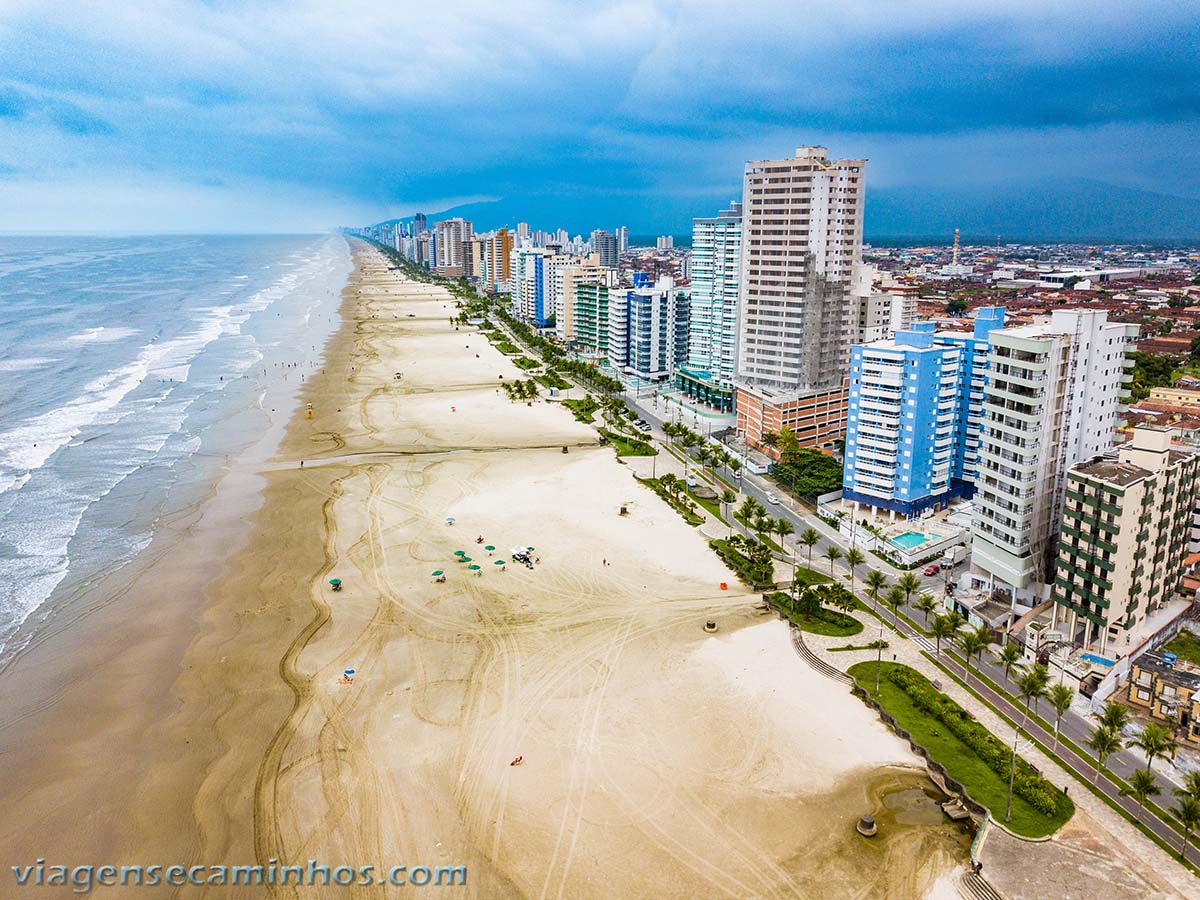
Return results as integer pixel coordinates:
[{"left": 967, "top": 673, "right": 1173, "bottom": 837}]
[
  {"left": 636, "top": 421, "right": 652, "bottom": 432},
  {"left": 766, "top": 492, "right": 780, "bottom": 504},
  {"left": 923, "top": 564, "right": 941, "bottom": 576}
]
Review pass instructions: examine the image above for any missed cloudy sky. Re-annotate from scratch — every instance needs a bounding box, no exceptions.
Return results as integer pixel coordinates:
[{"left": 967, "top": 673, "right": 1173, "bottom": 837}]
[{"left": 1, "top": 0, "right": 1198, "bottom": 233}]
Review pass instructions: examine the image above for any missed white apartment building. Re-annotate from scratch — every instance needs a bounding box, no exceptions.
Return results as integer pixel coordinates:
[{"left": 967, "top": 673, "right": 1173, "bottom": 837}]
[
  {"left": 684, "top": 201, "right": 742, "bottom": 386},
  {"left": 970, "top": 310, "right": 1137, "bottom": 606},
  {"left": 608, "top": 275, "right": 688, "bottom": 381},
  {"left": 433, "top": 217, "right": 472, "bottom": 273},
  {"left": 553, "top": 254, "right": 606, "bottom": 344},
  {"left": 734, "top": 146, "right": 867, "bottom": 450}
]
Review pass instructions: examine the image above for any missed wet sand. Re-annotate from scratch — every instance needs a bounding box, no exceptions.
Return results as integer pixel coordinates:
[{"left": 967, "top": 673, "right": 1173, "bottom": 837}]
[{"left": 0, "top": 241, "right": 969, "bottom": 898}]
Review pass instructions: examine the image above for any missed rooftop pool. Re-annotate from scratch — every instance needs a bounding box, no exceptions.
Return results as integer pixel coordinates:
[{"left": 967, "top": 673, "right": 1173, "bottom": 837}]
[{"left": 890, "top": 531, "right": 931, "bottom": 551}]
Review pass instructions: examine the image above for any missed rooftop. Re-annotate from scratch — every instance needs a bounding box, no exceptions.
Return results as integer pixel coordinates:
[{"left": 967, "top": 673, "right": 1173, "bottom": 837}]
[
  {"left": 1072, "top": 459, "right": 1151, "bottom": 487},
  {"left": 1136, "top": 652, "right": 1200, "bottom": 690}
]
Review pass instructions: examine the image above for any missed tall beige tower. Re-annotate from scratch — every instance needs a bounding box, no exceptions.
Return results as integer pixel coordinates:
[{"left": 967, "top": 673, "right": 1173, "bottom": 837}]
[{"left": 733, "top": 146, "right": 867, "bottom": 451}]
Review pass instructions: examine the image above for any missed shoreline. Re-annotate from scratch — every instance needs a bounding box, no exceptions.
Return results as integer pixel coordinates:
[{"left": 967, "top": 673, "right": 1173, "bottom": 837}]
[{"left": 0, "top": 240, "right": 969, "bottom": 898}]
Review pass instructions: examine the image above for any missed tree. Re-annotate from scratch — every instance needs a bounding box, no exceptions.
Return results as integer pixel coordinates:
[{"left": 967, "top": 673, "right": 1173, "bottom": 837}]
[
  {"left": 822, "top": 544, "right": 843, "bottom": 577},
  {"left": 775, "top": 517, "right": 794, "bottom": 554},
  {"left": 1177, "top": 770, "right": 1200, "bottom": 803},
  {"left": 798, "top": 528, "right": 820, "bottom": 570},
  {"left": 946, "top": 296, "right": 968, "bottom": 315},
  {"left": 1088, "top": 725, "right": 1122, "bottom": 783},
  {"left": 1048, "top": 683, "right": 1075, "bottom": 752},
  {"left": 761, "top": 431, "right": 780, "bottom": 449},
  {"left": 1121, "top": 768, "right": 1161, "bottom": 812},
  {"left": 1100, "top": 701, "right": 1132, "bottom": 735},
  {"left": 897, "top": 572, "right": 921, "bottom": 609},
  {"left": 995, "top": 642, "right": 1023, "bottom": 684},
  {"left": 864, "top": 569, "right": 888, "bottom": 610},
  {"left": 844, "top": 547, "right": 865, "bottom": 593},
  {"left": 914, "top": 592, "right": 938, "bottom": 627},
  {"left": 930, "top": 614, "right": 958, "bottom": 657},
  {"left": 1016, "top": 665, "right": 1049, "bottom": 724},
  {"left": 883, "top": 585, "right": 905, "bottom": 615},
  {"left": 958, "top": 628, "right": 990, "bottom": 688},
  {"left": 1173, "top": 795, "right": 1200, "bottom": 863},
  {"left": 1132, "top": 721, "right": 1174, "bottom": 773}
]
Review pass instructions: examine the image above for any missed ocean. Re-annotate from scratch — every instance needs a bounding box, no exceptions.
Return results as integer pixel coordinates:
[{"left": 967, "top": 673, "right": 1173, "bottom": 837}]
[{"left": 0, "top": 234, "right": 351, "bottom": 660}]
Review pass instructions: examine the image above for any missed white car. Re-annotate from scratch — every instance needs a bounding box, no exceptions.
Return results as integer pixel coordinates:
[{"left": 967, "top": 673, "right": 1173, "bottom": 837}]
[{"left": 766, "top": 492, "right": 780, "bottom": 505}]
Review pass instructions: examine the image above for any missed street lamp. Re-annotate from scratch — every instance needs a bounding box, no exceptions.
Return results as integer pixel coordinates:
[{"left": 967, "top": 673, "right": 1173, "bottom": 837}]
[{"left": 1005, "top": 726, "right": 1035, "bottom": 823}]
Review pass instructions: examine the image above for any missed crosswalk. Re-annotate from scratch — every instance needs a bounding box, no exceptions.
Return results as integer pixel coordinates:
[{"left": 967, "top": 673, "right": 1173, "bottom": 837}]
[{"left": 912, "top": 634, "right": 935, "bottom": 653}]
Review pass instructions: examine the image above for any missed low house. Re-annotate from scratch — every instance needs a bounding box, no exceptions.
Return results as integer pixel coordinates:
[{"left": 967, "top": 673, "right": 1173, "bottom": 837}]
[{"left": 1127, "top": 651, "right": 1200, "bottom": 745}]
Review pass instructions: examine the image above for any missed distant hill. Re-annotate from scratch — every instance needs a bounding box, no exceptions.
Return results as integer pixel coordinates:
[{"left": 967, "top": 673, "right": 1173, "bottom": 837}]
[{"left": 375, "top": 178, "right": 1200, "bottom": 245}]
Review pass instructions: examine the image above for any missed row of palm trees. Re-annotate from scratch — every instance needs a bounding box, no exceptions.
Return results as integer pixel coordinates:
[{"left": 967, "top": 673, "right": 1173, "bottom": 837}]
[
  {"left": 661, "top": 421, "right": 743, "bottom": 479},
  {"left": 501, "top": 379, "right": 539, "bottom": 401},
  {"left": 1084, "top": 701, "right": 1200, "bottom": 860}
]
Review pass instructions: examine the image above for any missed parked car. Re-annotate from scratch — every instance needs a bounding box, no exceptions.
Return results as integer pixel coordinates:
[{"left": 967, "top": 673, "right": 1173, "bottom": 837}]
[
  {"left": 766, "top": 492, "right": 780, "bottom": 505},
  {"left": 923, "top": 564, "right": 941, "bottom": 576}
]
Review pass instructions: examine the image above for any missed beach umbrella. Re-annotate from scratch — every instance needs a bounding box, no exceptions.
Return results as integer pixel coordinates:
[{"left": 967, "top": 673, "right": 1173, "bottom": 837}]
[
  {"left": 453, "top": 550, "right": 465, "bottom": 556},
  {"left": 344, "top": 669, "right": 356, "bottom": 675},
  {"left": 485, "top": 545, "right": 495, "bottom": 553},
  {"left": 460, "top": 556, "right": 472, "bottom": 563},
  {"left": 468, "top": 564, "right": 482, "bottom": 574},
  {"left": 329, "top": 578, "right": 342, "bottom": 586},
  {"left": 494, "top": 559, "right": 506, "bottom": 568},
  {"left": 446, "top": 516, "right": 456, "bottom": 524},
  {"left": 431, "top": 570, "right": 444, "bottom": 577}
]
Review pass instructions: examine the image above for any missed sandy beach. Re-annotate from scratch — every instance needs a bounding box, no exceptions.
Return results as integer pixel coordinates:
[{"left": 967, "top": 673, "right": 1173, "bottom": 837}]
[{"left": 0, "top": 240, "right": 969, "bottom": 898}]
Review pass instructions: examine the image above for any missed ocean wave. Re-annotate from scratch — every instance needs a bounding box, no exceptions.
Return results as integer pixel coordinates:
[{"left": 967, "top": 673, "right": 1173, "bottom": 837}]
[
  {"left": 0, "top": 357, "right": 59, "bottom": 372},
  {"left": 65, "top": 326, "right": 141, "bottom": 345}
]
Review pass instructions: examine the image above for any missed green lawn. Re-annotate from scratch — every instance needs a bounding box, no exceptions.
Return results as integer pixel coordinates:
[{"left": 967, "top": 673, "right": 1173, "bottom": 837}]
[
  {"left": 790, "top": 607, "right": 864, "bottom": 636},
  {"left": 562, "top": 397, "right": 600, "bottom": 423},
  {"left": 791, "top": 565, "right": 830, "bottom": 587},
  {"left": 640, "top": 477, "right": 704, "bottom": 526},
  {"left": 535, "top": 373, "right": 571, "bottom": 390},
  {"left": 493, "top": 341, "right": 521, "bottom": 354},
  {"left": 512, "top": 356, "right": 541, "bottom": 370},
  {"left": 1163, "top": 630, "right": 1200, "bottom": 665},
  {"left": 598, "top": 428, "right": 657, "bottom": 457},
  {"left": 847, "top": 662, "right": 1074, "bottom": 838}
]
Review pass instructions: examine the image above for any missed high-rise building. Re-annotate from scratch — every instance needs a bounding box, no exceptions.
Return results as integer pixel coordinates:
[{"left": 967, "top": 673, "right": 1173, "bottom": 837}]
[
  {"left": 412, "top": 212, "right": 427, "bottom": 235},
  {"left": 734, "top": 146, "right": 867, "bottom": 452},
  {"left": 842, "top": 309, "right": 1008, "bottom": 519},
  {"left": 608, "top": 274, "right": 689, "bottom": 381},
  {"left": 511, "top": 247, "right": 551, "bottom": 324},
  {"left": 554, "top": 254, "right": 607, "bottom": 344},
  {"left": 1050, "top": 426, "right": 1199, "bottom": 654},
  {"left": 656, "top": 235, "right": 674, "bottom": 250},
  {"left": 590, "top": 229, "right": 619, "bottom": 268},
  {"left": 675, "top": 201, "right": 741, "bottom": 411},
  {"left": 481, "top": 228, "right": 514, "bottom": 291},
  {"left": 970, "top": 310, "right": 1137, "bottom": 605},
  {"left": 433, "top": 218, "right": 472, "bottom": 274},
  {"left": 572, "top": 276, "right": 614, "bottom": 357},
  {"left": 844, "top": 326, "right": 963, "bottom": 518},
  {"left": 616, "top": 226, "right": 628, "bottom": 253},
  {"left": 516, "top": 222, "right": 530, "bottom": 244}
]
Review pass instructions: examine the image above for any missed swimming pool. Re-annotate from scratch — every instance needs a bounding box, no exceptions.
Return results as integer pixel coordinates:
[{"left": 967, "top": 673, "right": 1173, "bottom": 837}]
[
  {"left": 1081, "top": 652, "right": 1115, "bottom": 667},
  {"left": 890, "top": 531, "right": 931, "bottom": 551}
]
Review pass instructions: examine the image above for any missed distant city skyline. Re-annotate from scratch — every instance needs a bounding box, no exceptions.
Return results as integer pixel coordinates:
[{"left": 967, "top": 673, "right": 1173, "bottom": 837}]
[{"left": 2, "top": 1, "right": 1199, "bottom": 234}]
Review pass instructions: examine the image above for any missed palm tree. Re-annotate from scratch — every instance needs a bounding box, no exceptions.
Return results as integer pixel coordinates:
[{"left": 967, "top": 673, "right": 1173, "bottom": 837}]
[
  {"left": 775, "top": 518, "right": 795, "bottom": 558},
  {"left": 896, "top": 572, "right": 921, "bottom": 610},
  {"left": 1048, "top": 683, "right": 1075, "bottom": 752},
  {"left": 1178, "top": 770, "right": 1200, "bottom": 802},
  {"left": 1121, "top": 768, "right": 1161, "bottom": 812},
  {"left": 995, "top": 642, "right": 1023, "bottom": 684},
  {"left": 930, "top": 614, "right": 957, "bottom": 657},
  {"left": 720, "top": 489, "right": 737, "bottom": 538},
  {"left": 958, "top": 628, "right": 990, "bottom": 688},
  {"left": 761, "top": 431, "right": 780, "bottom": 450},
  {"left": 822, "top": 544, "right": 843, "bottom": 578},
  {"left": 1087, "top": 725, "right": 1123, "bottom": 783},
  {"left": 1173, "top": 795, "right": 1200, "bottom": 863},
  {"left": 798, "top": 528, "right": 820, "bottom": 570},
  {"left": 913, "top": 592, "right": 938, "bottom": 627},
  {"left": 844, "top": 547, "right": 865, "bottom": 593},
  {"left": 1017, "top": 664, "right": 1050, "bottom": 722},
  {"left": 863, "top": 568, "right": 888, "bottom": 611},
  {"left": 1132, "top": 721, "right": 1174, "bottom": 773},
  {"left": 1101, "top": 701, "right": 1132, "bottom": 736}
]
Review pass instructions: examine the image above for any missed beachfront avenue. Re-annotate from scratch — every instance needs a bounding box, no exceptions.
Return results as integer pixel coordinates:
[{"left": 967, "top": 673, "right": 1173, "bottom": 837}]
[{"left": 10, "top": 860, "right": 468, "bottom": 892}]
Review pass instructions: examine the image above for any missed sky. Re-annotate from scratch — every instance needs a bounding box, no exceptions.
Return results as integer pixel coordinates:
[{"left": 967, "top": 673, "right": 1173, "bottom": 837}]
[{"left": 1, "top": 0, "right": 1198, "bottom": 234}]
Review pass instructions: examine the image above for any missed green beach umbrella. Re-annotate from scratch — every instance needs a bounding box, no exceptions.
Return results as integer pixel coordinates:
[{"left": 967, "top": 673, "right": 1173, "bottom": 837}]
[
  {"left": 329, "top": 578, "right": 342, "bottom": 586},
  {"left": 468, "top": 564, "right": 481, "bottom": 571},
  {"left": 485, "top": 545, "right": 495, "bottom": 552},
  {"left": 431, "top": 570, "right": 444, "bottom": 577},
  {"left": 460, "top": 556, "right": 472, "bottom": 563},
  {"left": 453, "top": 550, "right": 465, "bottom": 556},
  {"left": 494, "top": 559, "right": 505, "bottom": 567}
]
